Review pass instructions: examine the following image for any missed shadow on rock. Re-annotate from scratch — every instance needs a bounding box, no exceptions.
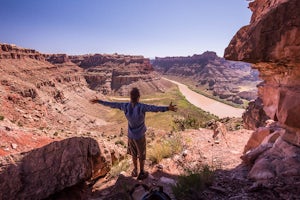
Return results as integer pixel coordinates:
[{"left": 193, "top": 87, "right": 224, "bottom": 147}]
[{"left": 0, "top": 137, "right": 108, "bottom": 200}]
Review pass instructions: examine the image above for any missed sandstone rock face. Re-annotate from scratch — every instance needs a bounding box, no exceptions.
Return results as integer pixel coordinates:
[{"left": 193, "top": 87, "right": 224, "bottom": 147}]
[
  {"left": 225, "top": 0, "right": 300, "bottom": 143},
  {"left": 243, "top": 127, "right": 271, "bottom": 153},
  {"left": 0, "top": 137, "right": 109, "bottom": 200},
  {"left": 153, "top": 51, "right": 260, "bottom": 104},
  {"left": 45, "top": 54, "right": 70, "bottom": 64},
  {"left": 0, "top": 43, "right": 171, "bottom": 134},
  {"left": 0, "top": 43, "right": 169, "bottom": 97},
  {"left": 225, "top": 0, "right": 300, "bottom": 64},
  {"left": 248, "top": 137, "right": 300, "bottom": 180},
  {"left": 242, "top": 97, "right": 269, "bottom": 130},
  {"left": 225, "top": 0, "right": 300, "bottom": 182},
  {"left": 45, "top": 53, "right": 166, "bottom": 96},
  {"left": 74, "top": 54, "right": 155, "bottom": 95},
  {"left": 0, "top": 43, "right": 45, "bottom": 60}
]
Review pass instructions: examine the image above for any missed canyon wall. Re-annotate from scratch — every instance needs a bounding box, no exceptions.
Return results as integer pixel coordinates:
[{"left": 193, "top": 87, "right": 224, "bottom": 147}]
[
  {"left": 68, "top": 53, "right": 156, "bottom": 95},
  {"left": 0, "top": 43, "right": 45, "bottom": 60},
  {"left": 153, "top": 51, "right": 260, "bottom": 105},
  {"left": 0, "top": 43, "right": 168, "bottom": 96},
  {"left": 0, "top": 44, "right": 154, "bottom": 198},
  {"left": 225, "top": 0, "right": 300, "bottom": 181}
]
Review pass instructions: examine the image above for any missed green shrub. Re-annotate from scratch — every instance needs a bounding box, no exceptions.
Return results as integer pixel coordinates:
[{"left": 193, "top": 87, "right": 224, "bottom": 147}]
[
  {"left": 172, "top": 165, "right": 215, "bottom": 200},
  {"left": 0, "top": 116, "right": 4, "bottom": 121},
  {"left": 173, "top": 115, "right": 200, "bottom": 131}
]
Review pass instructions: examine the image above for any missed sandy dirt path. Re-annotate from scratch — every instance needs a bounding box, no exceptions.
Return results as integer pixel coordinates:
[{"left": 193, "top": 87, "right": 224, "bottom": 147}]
[{"left": 163, "top": 78, "right": 245, "bottom": 118}]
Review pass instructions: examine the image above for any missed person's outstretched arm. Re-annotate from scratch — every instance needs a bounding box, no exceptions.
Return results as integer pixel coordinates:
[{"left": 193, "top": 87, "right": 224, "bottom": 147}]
[
  {"left": 143, "top": 102, "right": 177, "bottom": 112},
  {"left": 90, "top": 99, "right": 126, "bottom": 110}
]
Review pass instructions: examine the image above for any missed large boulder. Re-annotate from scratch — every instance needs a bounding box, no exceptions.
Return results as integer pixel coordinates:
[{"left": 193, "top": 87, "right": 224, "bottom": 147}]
[{"left": 0, "top": 137, "right": 110, "bottom": 200}]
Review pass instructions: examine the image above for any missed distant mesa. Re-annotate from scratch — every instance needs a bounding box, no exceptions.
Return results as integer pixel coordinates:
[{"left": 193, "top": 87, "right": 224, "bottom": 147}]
[
  {"left": 152, "top": 51, "right": 260, "bottom": 105},
  {"left": 0, "top": 43, "right": 167, "bottom": 96},
  {"left": 0, "top": 43, "right": 44, "bottom": 60}
]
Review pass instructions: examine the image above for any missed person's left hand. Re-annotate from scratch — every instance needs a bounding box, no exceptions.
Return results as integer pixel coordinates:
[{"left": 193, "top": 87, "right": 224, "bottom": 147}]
[
  {"left": 89, "top": 98, "right": 99, "bottom": 104},
  {"left": 169, "top": 102, "right": 177, "bottom": 112}
]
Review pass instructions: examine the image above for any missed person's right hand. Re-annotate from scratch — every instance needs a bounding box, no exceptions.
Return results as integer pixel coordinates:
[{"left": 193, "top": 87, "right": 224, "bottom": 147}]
[
  {"left": 169, "top": 102, "right": 177, "bottom": 112},
  {"left": 89, "top": 99, "right": 99, "bottom": 104}
]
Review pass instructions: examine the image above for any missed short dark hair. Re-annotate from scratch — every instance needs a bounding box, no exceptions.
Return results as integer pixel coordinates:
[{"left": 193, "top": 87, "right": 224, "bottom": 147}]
[{"left": 130, "top": 87, "right": 140, "bottom": 103}]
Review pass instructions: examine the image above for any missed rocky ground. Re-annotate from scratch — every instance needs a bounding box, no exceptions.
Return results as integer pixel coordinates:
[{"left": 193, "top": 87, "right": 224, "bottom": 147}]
[
  {"left": 45, "top": 128, "right": 254, "bottom": 200},
  {"left": 2, "top": 120, "right": 299, "bottom": 200},
  {"left": 85, "top": 128, "right": 300, "bottom": 200}
]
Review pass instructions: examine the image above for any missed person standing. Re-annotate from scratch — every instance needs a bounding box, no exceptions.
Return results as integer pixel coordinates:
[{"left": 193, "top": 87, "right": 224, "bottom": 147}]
[{"left": 90, "top": 87, "right": 177, "bottom": 180}]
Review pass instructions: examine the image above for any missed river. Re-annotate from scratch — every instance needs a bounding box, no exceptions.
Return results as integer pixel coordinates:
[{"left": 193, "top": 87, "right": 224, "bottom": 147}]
[{"left": 163, "top": 78, "right": 245, "bottom": 118}]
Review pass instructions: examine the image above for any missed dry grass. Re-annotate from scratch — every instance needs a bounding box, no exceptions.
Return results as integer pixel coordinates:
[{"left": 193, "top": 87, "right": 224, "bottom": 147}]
[
  {"left": 148, "top": 132, "right": 183, "bottom": 164},
  {"left": 106, "top": 158, "right": 131, "bottom": 179},
  {"left": 105, "top": 86, "right": 217, "bottom": 132}
]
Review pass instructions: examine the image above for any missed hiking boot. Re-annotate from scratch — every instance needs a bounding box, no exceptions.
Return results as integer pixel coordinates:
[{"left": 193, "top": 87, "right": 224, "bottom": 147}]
[
  {"left": 137, "top": 171, "right": 148, "bottom": 180},
  {"left": 131, "top": 169, "right": 138, "bottom": 177}
]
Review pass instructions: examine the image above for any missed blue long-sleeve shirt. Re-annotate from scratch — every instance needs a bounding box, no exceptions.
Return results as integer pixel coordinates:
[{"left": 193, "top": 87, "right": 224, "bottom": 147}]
[{"left": 98, "top": 100, "right": 169, "bottom": 139}]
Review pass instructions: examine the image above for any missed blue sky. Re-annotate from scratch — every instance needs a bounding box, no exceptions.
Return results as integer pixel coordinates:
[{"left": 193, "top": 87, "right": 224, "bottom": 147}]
[{"left": 0, "top": 0, "right": 251, "bottom": 58}]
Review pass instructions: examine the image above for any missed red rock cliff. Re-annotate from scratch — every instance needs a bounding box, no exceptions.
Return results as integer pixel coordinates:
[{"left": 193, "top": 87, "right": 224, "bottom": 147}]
[
  {"left": 0, "top": 43, "right": 45, "bottom": 60},
  {"left": 225, "top": 0, "right": 300, "bottom": 182},
  {"left": 225, "top": 0, "right": 300, "bottom": 139}
]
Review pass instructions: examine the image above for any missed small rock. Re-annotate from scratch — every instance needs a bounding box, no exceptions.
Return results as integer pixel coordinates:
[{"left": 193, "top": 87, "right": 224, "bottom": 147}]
[
  {"left": 182, "top": 150, "right": 188, "bottom": 157},
  {"left": 5, "top": 126, "right": 11, "bottom": 131},
  {"left": 120, "top": 171, "right": 127, "bottom": 176},
  {"left": 11, "top": 143, "right": 18, "bottom": 149},
  {"left": 173, "top": 155, "right": 180, "bottom": 161},
  {"left": 156, "top": 164, "right": 164, "bottom": 170}
]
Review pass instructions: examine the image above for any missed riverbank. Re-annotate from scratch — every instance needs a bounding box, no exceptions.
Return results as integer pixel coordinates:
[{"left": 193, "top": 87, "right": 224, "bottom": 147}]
[{"left": 163, "top": 78, "right": 245, "bottom": 118}]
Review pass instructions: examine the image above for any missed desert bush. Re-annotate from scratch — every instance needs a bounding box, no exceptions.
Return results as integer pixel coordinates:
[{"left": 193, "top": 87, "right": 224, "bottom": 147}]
[
  {"left": 148, "top": 141, "right": 173, "bottom": 164},
  {"left": 17, "top": 121, "right": 23, "bottom": 127},
  {"left": 173, "top": 115, "right": 200, "bottom": 131},
  {"left": 172, "top": 164, "right": 215, "bottom": 200},
  {"left": 107, "top": 158, "right": 130, "bottom": 179},
  {"left": 0, "top": 115, "right": 4, "bottom": 121},
  {"left": 115, "top": 140, "right": 125, "bottom": 146},
  {"left": 148, "top": 133, "right": 183, "bottom": 164}
]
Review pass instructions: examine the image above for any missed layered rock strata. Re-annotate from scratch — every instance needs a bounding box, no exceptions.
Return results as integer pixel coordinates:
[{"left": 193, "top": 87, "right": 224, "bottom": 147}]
[
  {"left": 0, "top": 43, "right": 45, "bottom": 60},
  {"left": 153, "top": 51, "right": 260, "bottom": 104},
  {"left": 70, "top": 54, "right": 155, "bottom": 95},
  {"left": 0, "top": 43, "right": 163, "bottom": 96},
  {"left": 225, "top": 0, "right": 300, "bottom": 181},
  {"left": 242, "top": 97, "right": 269, "bottom": 130}
]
